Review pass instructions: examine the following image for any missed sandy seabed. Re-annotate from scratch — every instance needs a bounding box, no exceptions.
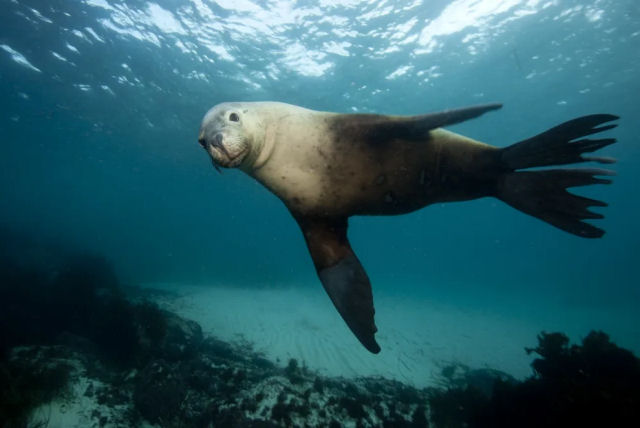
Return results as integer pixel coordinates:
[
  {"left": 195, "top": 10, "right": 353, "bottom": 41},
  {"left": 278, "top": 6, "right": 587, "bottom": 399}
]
[
  {"left": 143, "top": 283, "right": 552, "bottom": 387},
  {"left": 143, "top": 281, "right": 640, "bottom": 389}
]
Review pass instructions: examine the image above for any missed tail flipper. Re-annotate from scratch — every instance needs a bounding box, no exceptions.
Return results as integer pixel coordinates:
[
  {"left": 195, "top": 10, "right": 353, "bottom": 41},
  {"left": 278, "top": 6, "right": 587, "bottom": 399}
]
[{"left": 496, "top": 114, "right": 619, "bottom": 238}]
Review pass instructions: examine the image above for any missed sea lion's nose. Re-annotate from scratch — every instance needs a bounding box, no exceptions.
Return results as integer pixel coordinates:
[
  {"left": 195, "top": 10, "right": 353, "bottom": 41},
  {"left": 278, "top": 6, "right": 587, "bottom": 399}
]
[
  {"left": 198, "top": 131, "right": 206, "bottom": 148},
  {"left": 211, "top": 133, "right": 231, "bottom": 158}
]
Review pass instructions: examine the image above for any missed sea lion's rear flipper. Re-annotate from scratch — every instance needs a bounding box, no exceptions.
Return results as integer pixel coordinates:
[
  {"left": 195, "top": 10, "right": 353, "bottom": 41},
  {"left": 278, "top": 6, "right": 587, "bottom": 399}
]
[
  {"left": 330, "top": 103, "right": 502, "bottom": 143},
  {"left": 496, "top": 114, "right": 619, "bottom": 238},
  {"left": 294, "top": 216, "right": 380, "bottom": 354}
]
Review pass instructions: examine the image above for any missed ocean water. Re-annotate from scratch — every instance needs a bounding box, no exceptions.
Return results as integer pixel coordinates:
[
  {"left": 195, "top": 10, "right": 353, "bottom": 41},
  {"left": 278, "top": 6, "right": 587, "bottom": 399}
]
[{"left": 1, "top": 0, "right": 639, "bottom": 396}]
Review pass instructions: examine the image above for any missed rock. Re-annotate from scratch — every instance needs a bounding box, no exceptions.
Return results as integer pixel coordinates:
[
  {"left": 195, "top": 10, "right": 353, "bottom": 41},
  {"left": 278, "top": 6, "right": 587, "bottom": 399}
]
[
  {"left": 133, "top": 360, "right": 187, "bottom": 424},
  {"left": 133, "top": 304, "right": 203, "bottom": 364},
  {"left": 160, "top": 311, "right": 203, "bottom": 361}
]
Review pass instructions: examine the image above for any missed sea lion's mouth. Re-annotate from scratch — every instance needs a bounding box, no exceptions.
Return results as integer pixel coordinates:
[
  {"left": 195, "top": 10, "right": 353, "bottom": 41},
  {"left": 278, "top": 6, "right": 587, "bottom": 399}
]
[
  {"left": 207, "top": 144, "right": 248, "bottom": 168},
  {"left": 199, "top": 131, "right": 249, "bottom": 169}
]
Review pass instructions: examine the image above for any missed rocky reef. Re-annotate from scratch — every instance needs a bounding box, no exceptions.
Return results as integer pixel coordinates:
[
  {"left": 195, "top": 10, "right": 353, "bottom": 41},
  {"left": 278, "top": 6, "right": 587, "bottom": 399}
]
[
  {"left": 0, "top": 231, "right": 429, "bottom": 427},
  {"left": 1, "top": 230, "right": 639, "bottom": 427}
]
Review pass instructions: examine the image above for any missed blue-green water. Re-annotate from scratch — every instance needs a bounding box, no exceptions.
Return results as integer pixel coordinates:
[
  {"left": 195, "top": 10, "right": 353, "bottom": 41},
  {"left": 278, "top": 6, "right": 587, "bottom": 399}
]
[{"left": 1, "top": 0, "right": 639, "bottom": 354}]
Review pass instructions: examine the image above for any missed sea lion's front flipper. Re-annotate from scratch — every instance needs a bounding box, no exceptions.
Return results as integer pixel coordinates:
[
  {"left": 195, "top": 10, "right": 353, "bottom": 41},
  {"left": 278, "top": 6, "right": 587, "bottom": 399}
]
[
  {"left": 330, "top": 103, "right": 502, "bottom": 144},
  {"left": 294, "top": 216, "right": 380, "bottom": 354}
]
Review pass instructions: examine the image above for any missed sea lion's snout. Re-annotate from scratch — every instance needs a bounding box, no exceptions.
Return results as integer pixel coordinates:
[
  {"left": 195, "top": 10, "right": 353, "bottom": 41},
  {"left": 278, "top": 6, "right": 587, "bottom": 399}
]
[
  {"left": 199, "top": 128, "right": 249, "bottom": 169},
  {"left": 199, "top": 132, "right": 231, "bottom": 158},
  {"left": 209, "top": 133, "right": 231, "bottom": 158}
]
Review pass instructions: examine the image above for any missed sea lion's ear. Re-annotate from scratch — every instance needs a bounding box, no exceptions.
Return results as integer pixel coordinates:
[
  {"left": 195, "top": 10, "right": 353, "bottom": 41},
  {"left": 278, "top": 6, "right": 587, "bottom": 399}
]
[
  {"left": 294, "top": 215, "right": 380, "bottom": 354},
  {"left": 329, "top": 103, "right": 502, "bottom": 144}
]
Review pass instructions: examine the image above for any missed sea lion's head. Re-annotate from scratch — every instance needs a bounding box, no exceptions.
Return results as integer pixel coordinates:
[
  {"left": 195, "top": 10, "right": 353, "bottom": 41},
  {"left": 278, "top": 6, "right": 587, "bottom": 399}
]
[{"left": 198, "top": 103, "right": 256, "bottom": 170}]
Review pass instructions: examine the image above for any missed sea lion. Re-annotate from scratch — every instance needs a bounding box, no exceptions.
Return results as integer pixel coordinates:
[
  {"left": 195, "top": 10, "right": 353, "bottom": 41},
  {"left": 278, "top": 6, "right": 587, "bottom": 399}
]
[{"left": 198, "top": 101, "right": 618, "bottom": 353}]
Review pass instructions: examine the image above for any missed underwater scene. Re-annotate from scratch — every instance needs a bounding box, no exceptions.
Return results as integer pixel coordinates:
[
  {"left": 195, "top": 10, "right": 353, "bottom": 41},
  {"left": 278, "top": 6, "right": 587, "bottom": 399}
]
[{"left": 1, "top": 0, "right": 639, "bottom": 426}]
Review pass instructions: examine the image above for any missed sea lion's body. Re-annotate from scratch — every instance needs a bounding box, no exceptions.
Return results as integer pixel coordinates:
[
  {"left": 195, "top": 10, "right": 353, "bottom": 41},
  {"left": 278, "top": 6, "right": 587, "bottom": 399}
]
[
  {"left": 198, "top": 101, "right": 618, "bottom": 353},
  {"left": 230, "top": 102, "right": 498, "bottom": 217}
]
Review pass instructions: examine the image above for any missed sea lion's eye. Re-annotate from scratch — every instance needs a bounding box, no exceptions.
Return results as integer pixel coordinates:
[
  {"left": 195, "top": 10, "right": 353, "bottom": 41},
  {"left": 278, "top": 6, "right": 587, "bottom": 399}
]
[{"left": 229, "top": 112, "right": 240, "bottom": 122}]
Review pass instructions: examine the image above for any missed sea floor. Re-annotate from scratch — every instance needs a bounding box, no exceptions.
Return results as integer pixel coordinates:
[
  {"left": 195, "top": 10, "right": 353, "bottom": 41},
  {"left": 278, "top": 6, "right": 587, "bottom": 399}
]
[
  {"left": 139, "top": 282, "right": 640, "bottom": 388},
  {"left": 10, "top": 281, "right": 639, "bottom": 427}
]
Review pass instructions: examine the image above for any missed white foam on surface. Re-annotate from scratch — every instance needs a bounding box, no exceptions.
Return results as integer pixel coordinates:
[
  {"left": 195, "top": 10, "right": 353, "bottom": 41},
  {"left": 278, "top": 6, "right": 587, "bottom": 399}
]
[{"left": 0, "top": 44, "right": 42, "bottom": 72}]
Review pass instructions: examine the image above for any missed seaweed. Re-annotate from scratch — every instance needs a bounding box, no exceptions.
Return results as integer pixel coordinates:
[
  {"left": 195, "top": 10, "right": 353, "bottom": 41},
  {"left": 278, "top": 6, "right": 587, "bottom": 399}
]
[
  {"left": 133, "top": 360, "right": 188, "bottom": 424},
  {"left": 0, "top": 238, "right": 179, "bottom": 369},
  {"left": 284, "top": 358, "right": 305, "bottom": 385},
  {"left": 428, "top": 384, "right": 487, "bottom": 428},
  {"left": 0, "top": 356, "right": 73, "bottom": 428},
  {"left": 428, "top": 331, "right": 640, "bottom": 428},
  {"left": 478, "top": 331, "right": 640, "bottom": 427}
]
